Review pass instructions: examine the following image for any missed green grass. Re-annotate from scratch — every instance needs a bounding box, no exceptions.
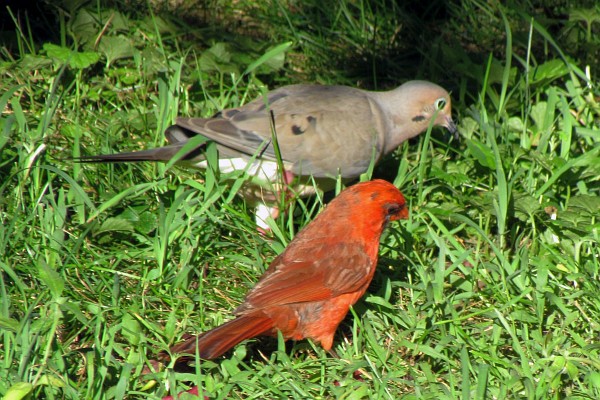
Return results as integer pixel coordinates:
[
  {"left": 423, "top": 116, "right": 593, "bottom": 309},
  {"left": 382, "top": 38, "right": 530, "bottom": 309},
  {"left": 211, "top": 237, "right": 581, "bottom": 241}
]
[{"left": 1, "top": 1, "right": 600, "bottom": 399}]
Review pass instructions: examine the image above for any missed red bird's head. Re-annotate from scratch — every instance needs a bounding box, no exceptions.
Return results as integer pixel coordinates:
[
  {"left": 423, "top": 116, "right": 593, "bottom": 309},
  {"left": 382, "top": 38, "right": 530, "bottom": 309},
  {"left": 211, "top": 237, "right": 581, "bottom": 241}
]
[
  {"left": 342, "top": 179, "right": 408, "bottom": 219},
  {"left": 311, "top": 179, "right": 408, "bottom": 241},
  {"left": 289, "top": 179, "right": 408, "bottom": 252}
]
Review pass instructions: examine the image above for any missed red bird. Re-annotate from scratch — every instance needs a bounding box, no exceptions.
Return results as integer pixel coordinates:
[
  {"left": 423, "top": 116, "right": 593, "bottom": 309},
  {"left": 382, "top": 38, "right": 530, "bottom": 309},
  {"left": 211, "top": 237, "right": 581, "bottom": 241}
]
[{"left": 162, "top": 179, "right": 408, "bottom": 363}]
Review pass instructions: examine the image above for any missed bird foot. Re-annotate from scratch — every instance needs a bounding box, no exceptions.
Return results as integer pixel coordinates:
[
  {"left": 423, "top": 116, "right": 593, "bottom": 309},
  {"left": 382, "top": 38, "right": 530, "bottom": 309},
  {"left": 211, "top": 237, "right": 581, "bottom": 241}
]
[{"left": 255, "top": 203, "right": 280, "bottom": 234}]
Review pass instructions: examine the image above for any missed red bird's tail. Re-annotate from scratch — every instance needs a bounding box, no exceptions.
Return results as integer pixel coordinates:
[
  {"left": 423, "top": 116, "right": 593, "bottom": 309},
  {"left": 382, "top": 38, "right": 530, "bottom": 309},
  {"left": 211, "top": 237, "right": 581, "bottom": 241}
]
[{"left": 167, "top": 315, "right": 275, "bottom": 361}]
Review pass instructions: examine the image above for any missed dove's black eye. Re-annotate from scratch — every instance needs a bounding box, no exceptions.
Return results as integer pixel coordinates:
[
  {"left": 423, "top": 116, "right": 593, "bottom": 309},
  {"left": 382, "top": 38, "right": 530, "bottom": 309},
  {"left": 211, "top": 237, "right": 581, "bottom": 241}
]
[{"left": 434, "top": 98, "right": 447, "bottom": 110}]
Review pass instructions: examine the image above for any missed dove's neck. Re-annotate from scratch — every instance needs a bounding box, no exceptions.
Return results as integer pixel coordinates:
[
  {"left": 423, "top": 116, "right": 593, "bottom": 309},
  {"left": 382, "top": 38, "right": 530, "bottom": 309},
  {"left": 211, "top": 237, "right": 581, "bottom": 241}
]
[{"left": 369, "top": 87, "right": 424, "bottom": 155}]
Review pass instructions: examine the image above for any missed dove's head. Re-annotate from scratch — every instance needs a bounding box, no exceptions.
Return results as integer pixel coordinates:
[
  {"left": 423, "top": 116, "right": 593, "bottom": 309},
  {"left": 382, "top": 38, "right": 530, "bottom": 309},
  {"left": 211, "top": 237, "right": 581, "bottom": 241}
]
[{"left": 382, "top": 80, "right": 457, "bottom": 153}]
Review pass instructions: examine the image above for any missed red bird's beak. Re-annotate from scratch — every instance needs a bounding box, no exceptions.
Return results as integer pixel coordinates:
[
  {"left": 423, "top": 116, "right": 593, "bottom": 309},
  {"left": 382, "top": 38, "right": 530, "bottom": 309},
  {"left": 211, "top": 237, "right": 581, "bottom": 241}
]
[
  {"left": 385, "top": 203, "right": 409, "bottom": 222},
  {"left": 397, "top": 207, "right": 409, "bottom": 220}
]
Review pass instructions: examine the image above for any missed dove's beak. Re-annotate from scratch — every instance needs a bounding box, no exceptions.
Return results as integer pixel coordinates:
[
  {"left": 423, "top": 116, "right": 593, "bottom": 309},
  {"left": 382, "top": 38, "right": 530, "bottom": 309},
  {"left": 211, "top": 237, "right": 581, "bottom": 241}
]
[{"left": 445, "top": 116, "right": 458, "bottom": 140}]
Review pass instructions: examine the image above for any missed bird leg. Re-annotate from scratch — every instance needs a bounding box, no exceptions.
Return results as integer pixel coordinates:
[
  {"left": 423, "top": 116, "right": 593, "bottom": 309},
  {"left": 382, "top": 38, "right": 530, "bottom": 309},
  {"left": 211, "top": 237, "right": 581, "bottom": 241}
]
[{"left": 254, "top": 169, "right": 296, "bottom": 234}]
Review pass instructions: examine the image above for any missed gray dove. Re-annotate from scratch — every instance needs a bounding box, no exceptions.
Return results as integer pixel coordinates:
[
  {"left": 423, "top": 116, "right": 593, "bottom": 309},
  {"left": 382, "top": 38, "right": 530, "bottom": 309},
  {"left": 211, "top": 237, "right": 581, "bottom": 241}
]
[{"left": 79, "top": 80, "right": 456, "bottom": 229}]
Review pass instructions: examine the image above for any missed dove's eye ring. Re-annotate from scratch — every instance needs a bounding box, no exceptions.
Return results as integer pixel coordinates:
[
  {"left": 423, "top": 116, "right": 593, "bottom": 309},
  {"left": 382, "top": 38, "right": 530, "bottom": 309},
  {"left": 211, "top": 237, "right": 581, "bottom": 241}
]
[{"left": 434, "top": 98, "right": 447, "bottom": 110}]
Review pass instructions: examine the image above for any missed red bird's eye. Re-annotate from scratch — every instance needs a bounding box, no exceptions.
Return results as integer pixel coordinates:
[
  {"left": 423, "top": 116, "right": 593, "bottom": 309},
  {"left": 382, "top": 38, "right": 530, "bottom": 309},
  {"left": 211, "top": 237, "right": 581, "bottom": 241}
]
[{"left": 384, "top": 203, "right": 403, "bottom": 216}]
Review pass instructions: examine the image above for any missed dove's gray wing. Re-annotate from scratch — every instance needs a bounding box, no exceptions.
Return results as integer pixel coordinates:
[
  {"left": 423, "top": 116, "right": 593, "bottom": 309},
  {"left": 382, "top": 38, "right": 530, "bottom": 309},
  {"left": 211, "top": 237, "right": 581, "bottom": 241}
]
[{"left": 174, "top": 84, "right": 388, "bottom": 179}]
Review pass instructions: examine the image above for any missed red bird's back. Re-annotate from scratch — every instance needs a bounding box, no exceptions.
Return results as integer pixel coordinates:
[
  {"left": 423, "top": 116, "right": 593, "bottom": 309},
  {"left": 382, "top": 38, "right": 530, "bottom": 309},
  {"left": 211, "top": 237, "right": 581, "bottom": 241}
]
[{"left": 165, "top": 179, "right": 408, "bottom": 361}]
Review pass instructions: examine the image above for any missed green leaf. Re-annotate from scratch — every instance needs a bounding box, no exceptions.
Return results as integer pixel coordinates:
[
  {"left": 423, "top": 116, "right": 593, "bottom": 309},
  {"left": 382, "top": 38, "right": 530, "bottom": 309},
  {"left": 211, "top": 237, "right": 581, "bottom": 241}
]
[
  {"left": 70, "top": 9, "right": 100, "bottom": 45},
  {"left": 200, "top": 42, "right": 239, "bottom": 74},
  {"left": 567, "top": 194, "right": 600, "bottom": 214},
  {"left": 529, "top": 59, "right": 570, "bottom": 83},
  {"left": 68, "top": 50, "right": 100, "bottom": 69},
  {"left": 43, "top": 43, "right": 99, "bottom": 69},
  {"left": 95, "top": 217, "right": 135, "bottom": 234},
  {"left": 3, "top": 382, "right": 33, "bottom": 400},
  {"left": 0, "top": 316, "right": 20, "bottom": 332},
  {"left": 38, "top": 262, "right": 64, "bottom": 298},
  {"left": 146, "top": 268, "right": 161, "bottom": 281},
  {"left": 19, "top": 54, "right": 53, "bottom": 70},
  {"left": 588, "top": 371, "right": 600, "bottom": 390},
  {"left": 43, "top": 43, "right": 73, "bottom": 63},
  {"left": 529, "top": 102, "right": 549, "bottom": 131},
  {"left": 36, "top": 374, "right": 65, "bottom": 388},
  {"left": 98, "top": 35, "right": 135, "bottom": 65},
  {"left": 135, "top": 211, "right": 158, "bottom": 234},
  {"left": 121, "top": 313, "right": 142, "bottom": 346},
  {"left": 513, "top": 193, "right": 540, "bottom": 219},
  {"left": 466, "top": 138, "right": 496, "bottom": 169},
  {"left": 507, "top": 116, "right": 525, "bottom": 132}
]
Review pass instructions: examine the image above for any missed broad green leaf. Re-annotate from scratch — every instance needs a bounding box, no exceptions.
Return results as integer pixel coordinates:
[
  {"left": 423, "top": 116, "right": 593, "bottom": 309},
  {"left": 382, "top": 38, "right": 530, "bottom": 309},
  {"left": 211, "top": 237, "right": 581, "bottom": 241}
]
[
  {"left": 98, "top": 35, "right": 135, "bottom": 65},
  {"left": 3, "top": 382, "right": 33, "bottom": 400},
  {"left": 529, "top": 59, "right": 570, "bottom": 83},
  {"left": 121, "top": 313, "right": 142, "bottom": 346},
  {"left": 38, "top": 262, "right": 64, "bottom": 298},
  {"left": 68, "top": 50, "right": 100, "bottom": 69},
  {"left": 466, "top": 138, "right": 496, "bottom": 169},
  {"left": 96, "top": 217, "right": 135, "bottom": 234}
]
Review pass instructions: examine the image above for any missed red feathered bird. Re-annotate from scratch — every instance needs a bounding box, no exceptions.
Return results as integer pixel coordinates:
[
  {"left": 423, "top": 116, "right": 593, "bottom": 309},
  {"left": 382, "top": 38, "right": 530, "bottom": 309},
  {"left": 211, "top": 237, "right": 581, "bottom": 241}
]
[{"left": 162, "top": 179, "right": 408, "bottom": 364}]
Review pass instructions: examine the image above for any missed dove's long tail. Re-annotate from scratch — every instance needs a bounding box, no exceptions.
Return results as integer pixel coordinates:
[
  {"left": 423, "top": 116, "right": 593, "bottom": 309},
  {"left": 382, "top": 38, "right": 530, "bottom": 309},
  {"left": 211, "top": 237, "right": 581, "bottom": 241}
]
[
  {"left": 74, "top": 144, "right": 188, "bottom": 163},
  {"left": 74, "top": 124, "right": 207, "bottom": 163}
]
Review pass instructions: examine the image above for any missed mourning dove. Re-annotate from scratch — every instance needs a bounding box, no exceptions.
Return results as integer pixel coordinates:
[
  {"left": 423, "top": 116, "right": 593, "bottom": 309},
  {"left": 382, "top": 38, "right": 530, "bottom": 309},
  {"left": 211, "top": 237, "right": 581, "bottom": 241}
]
[{"left": 78, "top": 80, "right": 456, "bottom": 229}]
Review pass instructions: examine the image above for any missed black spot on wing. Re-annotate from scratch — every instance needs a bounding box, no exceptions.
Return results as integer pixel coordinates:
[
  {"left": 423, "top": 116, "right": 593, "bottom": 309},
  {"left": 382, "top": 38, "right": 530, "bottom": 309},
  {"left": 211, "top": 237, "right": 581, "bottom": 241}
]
[
  {"left": 291, "top": 115, "right": 316, "bottom": 135},
  {"left": 292, "top": 125, "right": 305, "bottom": 135}
]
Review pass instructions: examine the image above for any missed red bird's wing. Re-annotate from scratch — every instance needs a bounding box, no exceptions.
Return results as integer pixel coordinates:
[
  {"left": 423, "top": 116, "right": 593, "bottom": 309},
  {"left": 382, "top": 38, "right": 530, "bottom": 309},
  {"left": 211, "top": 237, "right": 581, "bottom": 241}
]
[{"left": 236, "top": 241, "right": 375, "bottom": 314}]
